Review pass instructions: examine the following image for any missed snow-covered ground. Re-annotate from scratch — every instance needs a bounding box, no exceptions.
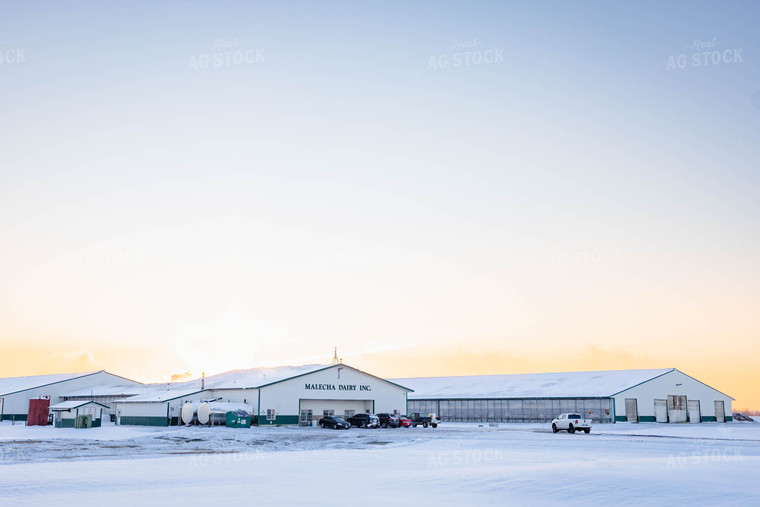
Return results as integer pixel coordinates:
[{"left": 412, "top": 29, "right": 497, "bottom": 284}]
[{"left": 1, "top": 420, "right": 759, "bottom": 505}]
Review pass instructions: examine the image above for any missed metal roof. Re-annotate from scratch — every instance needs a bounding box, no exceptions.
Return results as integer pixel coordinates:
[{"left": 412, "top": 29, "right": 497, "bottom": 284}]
[
  {"left": 49, "top": 400, "right": 111, "bottom": 411},
  {"left": 392, "top": 369, "right": 677, "bottom": 399},
  {"left": 62, "top": 384, "right": 153, "bottom": 398},
  {"left": 114, "top": 364, "right": 412, "bottom": 403},
  {"left": 0, "top": 371, "right": 101, "bottom": 396},
  {"left": 114, "top": 388, "right": 206, "bottom": 403}
]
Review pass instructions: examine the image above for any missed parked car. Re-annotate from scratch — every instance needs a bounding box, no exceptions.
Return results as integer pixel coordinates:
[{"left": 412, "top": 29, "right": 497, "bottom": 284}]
[
  {"left": 376, "top": 413, "right": 400, "bottom": 428},
  {"left": 346, "top": 413, "right": 380, "bottom": 428},
  {"left": 318, "top": 415, "right": 351, "bottom": 429},
  {"left": 408, "top": 413, "right": 439, "bottom": 428},
  {"left": 551, "top": 413, "right": 592, "bottom": 434},
  {"left": 397, "top": 415, "right": 412, "bottom": 427}
]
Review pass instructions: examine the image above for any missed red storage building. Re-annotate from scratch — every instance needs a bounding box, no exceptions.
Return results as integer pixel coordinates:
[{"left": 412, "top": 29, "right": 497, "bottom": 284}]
[{"left": 27, "top": 398, "right": 50, "bottom": 426}]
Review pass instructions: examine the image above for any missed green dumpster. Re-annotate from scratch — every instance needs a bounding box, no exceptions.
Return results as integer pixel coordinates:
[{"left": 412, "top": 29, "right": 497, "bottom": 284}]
[{"left": 225, "top": 410, "right": 251, "bottom": 428}]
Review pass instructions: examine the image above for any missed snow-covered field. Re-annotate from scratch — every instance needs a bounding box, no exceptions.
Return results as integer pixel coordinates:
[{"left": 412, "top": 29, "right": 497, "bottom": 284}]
[{"left": 1, "top": 420, "right": 759, "bottom": 505}]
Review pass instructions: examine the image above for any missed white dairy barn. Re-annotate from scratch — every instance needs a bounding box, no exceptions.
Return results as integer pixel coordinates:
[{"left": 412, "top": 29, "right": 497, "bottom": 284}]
[
  {"left": 0, "top": 366, "right": 734, "bottom": 427},
  {"left": 114, "top": 364, "right": 411, "bottom": 426},
  {"left": 394, "top": 368, "right": 733, "bottom": 424},
  {"left": 0, "top": 371, "right": 142, "bottom": 423}
]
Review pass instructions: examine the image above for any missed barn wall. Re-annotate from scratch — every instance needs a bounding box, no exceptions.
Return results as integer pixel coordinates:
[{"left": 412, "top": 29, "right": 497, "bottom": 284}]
[
  {"left": 613, "top": 370, "right": 733, "bottom": 422},
  {"left": 409, "top": 398, "right": 614, "bottom": 423},
  {"left": 258, "top": 366, "right": 408, "bottom": 425},
  {"left": 116, "top": 401, "right": 169, "bottom": 426},
  {"left": 1, "top": 372, "right": 139, "bottom": 420}
]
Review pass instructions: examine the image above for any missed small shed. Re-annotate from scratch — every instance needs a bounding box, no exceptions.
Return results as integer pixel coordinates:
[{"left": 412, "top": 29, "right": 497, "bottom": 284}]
[{"left": 49, "top": 401, "right": 110, "bottom": 428}]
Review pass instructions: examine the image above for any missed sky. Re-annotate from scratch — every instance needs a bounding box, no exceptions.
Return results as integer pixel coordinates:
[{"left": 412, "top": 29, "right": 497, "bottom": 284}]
[{"left": 1, "top": 1, "right": 758, "bottom": 407}]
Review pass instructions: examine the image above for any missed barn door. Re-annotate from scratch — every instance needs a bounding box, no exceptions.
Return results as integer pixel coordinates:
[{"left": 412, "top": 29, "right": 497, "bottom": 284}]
[
  {"left": 687, "top": 400, "right": 701, "bottom": 423},
  {"left": 667, "top": 395, "right": 688, "bottom": 423},
  {"left": 654, "top": 399, "right": 668, "bottom": 422},
  {"left": 714, "top": 401, "right": 725, "bottom": 423},
  {"left": 625, "top": 398, "right": 638, "bottom": 422}
]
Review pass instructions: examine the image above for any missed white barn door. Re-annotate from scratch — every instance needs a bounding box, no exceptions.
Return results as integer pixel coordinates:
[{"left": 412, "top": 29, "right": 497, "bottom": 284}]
[
  {"left": 654, "top": 399, "right": 668, "bottom": 423},
  {"left": 687, "top": 400, "right": 701, "bottom": 423},
  {"left": 625, "top": 398, "right": 638, "bottom": 422},
  {"left": 667, "top": 395, "right": 688, "bottom": 423},
  {"left": 714, "top": 400, "right": 725, "bottom": 423}
]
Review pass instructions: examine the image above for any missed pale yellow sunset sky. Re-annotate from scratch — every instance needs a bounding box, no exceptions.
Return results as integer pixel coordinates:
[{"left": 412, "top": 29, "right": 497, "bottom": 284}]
[{"left": 1, "top": 3, "right": 758, "bottom": 408}]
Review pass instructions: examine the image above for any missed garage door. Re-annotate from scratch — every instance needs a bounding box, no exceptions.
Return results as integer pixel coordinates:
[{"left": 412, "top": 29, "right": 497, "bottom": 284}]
[
  {"left": 625, "top": 398, "right": 638, "bottom": 423},
  {"left": 299, "top": 399, "right": 373, "bottom": 423},
  {"left": 667, "top": 395, "right": 688, "bottom": 423},
  {"left": 714, "top": 401, "right": 725, "bottom": 423},
  {"left": 654, "top": 399, "right": 668, "bottom": 423},
  {"left": 687, "top": 400, "right": 701, "bottom": 423}
]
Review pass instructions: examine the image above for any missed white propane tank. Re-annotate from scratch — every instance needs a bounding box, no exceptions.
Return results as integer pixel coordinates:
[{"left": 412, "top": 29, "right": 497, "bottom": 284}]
[
  {"left": 197, "top": 402, "right": 211, "bottom": 425},
  {"left": 181, "top": 402, "right": 195, "bottom": 425}
]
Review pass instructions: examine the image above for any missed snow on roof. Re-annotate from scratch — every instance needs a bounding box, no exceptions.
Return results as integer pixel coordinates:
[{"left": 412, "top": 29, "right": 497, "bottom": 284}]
[
  {"left": 62, "top": 384, "right": 153, "bottom": 398},
  {"left": 392, "top": 369, "right": 675, "bottom": 399},
  {"left": 203, "top": 364, "right": 332, "bottom": 389},
  {"left": 0, "top": 372, "right": 100, "bottom": 396},
  {"left": 113, "top": 364, "right": 335, "bottom": 403},
  {"left": 115, "top": 387, "right": 206, "bottom": 403},
  {"left": 50, "top": 400, "right": 110, "bottom": 411},
  {"left": 114, "top": 364, "right": 412, "bottom": 403}
]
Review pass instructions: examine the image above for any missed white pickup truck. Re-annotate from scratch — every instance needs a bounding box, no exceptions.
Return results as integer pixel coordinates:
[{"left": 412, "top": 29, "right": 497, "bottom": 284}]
[{"left": 551, "top": 413, "right": 592, "bottom": 434}]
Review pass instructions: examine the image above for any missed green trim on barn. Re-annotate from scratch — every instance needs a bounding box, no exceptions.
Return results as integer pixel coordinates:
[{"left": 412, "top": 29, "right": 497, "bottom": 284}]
[
  {"left": 726, "top": 415, "right": 733, "bottom": 422},
  {"left": 119, "top": 416, "right": 169, "bottom": 426},
  {"left": 701, "top": 416, "right": 717, "bottom": 422},
  {"left": 615, "top": 415, "right": 626, "bottom": 422},
  {"left": 256, "top": 414, "right": 299, "bottom": 425},
  {"left": 55, "top": 419, "right": 75, "bottom": 428},
  {"left": 639, "top": 416, "right": 656, "bottom": 422},
  {"left": 2, "top": 414, "right": 27, "bottom": 422}
]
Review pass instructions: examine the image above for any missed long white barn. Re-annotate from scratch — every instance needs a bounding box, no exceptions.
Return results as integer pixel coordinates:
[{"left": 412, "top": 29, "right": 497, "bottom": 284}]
[
  {"left": 114, "top": 364, "right": 412, "bottom": 426},
  {"left": 392, "top": 368, "right": 734, "bottom": 423},
  {"left": 0, "top": 366, "right": 735, "bottom": 426}
]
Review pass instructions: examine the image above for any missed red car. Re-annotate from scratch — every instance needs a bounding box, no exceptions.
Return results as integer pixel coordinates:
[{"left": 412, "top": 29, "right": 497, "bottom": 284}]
[{"left": 397, "top": 416, "right": 412, "bottom": 427}]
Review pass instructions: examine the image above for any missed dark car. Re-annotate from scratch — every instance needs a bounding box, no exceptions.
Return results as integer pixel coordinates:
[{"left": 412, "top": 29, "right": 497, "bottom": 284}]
[
  {"left": 318, "top": 415, "right": 351, "bottom": 429},
  {"left": 376, "top": 413, "right": 400, "bottom": 428},
  {"left": 346, "top": 413, "right": 380, "bottom": 428}
]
